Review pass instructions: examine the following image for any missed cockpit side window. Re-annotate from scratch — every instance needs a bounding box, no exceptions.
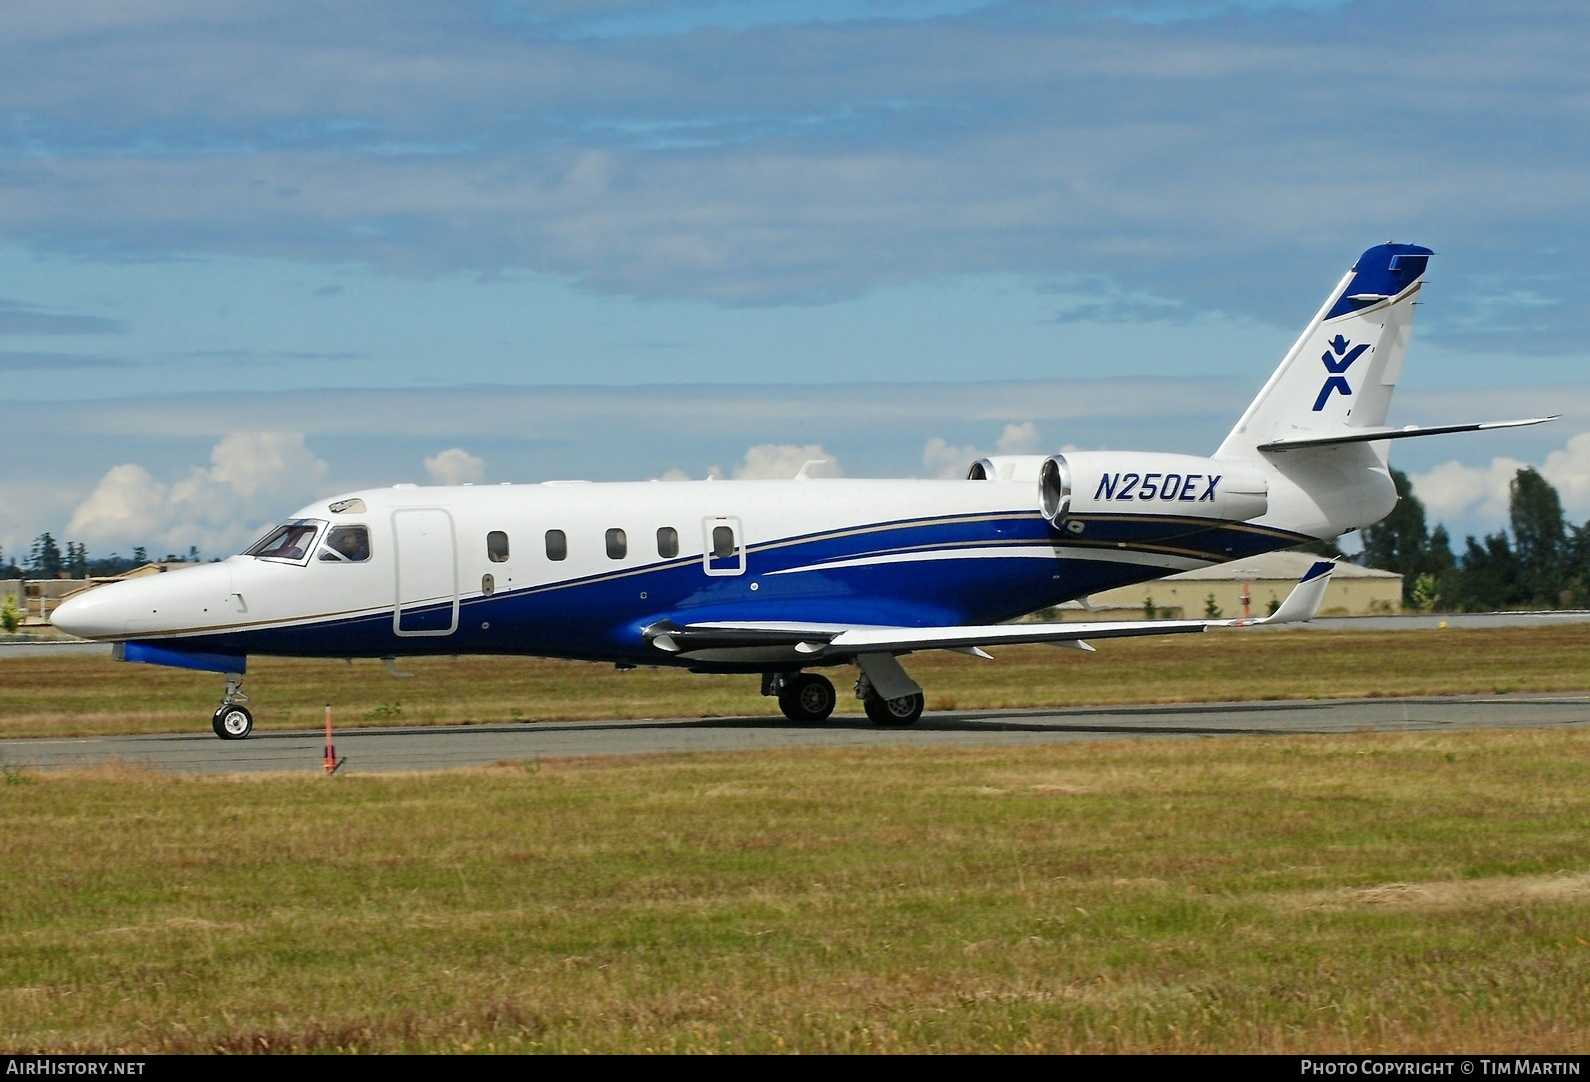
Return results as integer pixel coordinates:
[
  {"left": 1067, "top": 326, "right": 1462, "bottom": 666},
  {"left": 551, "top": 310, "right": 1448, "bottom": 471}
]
[
  {"left": 246, "top": 521, "right": 323, "bottom": 563},
  {"left": 318, "top": 525, "right": 372, "bottom": 563}
]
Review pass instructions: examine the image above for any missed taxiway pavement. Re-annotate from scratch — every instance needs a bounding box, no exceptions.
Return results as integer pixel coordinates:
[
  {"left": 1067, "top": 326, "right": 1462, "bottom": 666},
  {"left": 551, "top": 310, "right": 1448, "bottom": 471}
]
[{"left": 2, "top": 693, "right": 1585, "bottom": 775}]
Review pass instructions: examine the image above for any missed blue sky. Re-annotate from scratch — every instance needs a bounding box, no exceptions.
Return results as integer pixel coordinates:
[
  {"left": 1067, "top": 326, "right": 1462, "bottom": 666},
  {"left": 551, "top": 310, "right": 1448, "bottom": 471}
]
[{"left": 1, "top": 0, "right": 1586, "bottom": 561}]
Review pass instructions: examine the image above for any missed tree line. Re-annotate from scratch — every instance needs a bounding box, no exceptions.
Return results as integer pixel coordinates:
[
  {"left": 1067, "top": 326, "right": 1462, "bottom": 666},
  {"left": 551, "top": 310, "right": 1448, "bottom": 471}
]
[
  {"left": 1358, "top": 465, "right": 1587, "bottom": 611},
  {"left": 0, "top": 535, "right": 202, "bottom": 580}
]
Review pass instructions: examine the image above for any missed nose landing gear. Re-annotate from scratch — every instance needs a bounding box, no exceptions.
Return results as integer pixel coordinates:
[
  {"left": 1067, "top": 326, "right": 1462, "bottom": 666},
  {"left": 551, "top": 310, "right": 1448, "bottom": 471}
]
[{"left": 212, "top": 673, "right": 253, "bottom": 740}]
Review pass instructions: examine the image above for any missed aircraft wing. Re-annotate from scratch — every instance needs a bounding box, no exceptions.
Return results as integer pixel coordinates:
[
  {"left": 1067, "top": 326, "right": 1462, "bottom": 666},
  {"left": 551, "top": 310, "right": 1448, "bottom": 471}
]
[{"left": 646, "top": 560, "right": 1335, "bottom": 659}]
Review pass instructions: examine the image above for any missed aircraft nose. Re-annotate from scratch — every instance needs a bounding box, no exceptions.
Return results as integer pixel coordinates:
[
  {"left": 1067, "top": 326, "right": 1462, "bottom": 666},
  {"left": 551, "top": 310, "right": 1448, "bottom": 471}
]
[{"left": 49, "top": 591, "right": 108, "bottom": 639}]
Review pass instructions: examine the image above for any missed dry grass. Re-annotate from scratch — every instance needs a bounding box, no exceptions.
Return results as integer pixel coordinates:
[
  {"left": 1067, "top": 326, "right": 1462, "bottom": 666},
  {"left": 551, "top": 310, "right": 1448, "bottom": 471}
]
[
  {"left": 0, "top": 729, "right": 1587, "bottom": 1053},
  {"left": 3, "top": 624, "right": 1590, "bottom": 738}
]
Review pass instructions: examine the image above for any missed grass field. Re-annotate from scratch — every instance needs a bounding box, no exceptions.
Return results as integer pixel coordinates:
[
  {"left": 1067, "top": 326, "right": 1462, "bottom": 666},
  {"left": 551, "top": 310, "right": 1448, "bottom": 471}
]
[
  {"left": 1, "top": 731, "right": 1587, "bottom": 1053},
  {"left": 3, "top": 623, "right": 1590, "bottom": 738},
  {"left": 2, "top": 625, "right": 1587, "bottom": 1053}
]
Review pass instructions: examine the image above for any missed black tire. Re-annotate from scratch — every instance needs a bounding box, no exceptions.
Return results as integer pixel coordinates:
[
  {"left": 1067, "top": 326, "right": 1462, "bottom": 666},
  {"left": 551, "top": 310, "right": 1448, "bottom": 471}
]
[
  {"left": 778, "top": 673, "right": 836, "bottom": 723},
  {"left": 864, "top": 691, "right": 924, "bottom": 727},
  {"left": 212, "top": 705, "right": 254, "bottom": 740}
]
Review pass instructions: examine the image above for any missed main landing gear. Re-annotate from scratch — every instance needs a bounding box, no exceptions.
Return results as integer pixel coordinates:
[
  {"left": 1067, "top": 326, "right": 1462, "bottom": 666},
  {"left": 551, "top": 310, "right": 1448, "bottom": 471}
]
[
  {"left": 855, "top": 672, "right": 925, "bottom": 728},
  {"left": 761, "top": 669, "right": 926, "bottom": 727},
  {"left": 763, "top": 672, "right": 838, "bottom": 722},
  {"left": 212, "top": 673, "right": 253, "bottom": 740}
]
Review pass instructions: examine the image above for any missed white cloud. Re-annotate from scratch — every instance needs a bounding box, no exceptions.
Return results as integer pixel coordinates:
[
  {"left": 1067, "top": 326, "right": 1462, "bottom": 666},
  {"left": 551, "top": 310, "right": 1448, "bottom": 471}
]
[
  {"left": 423, "top": 447, "right": 485, "bottom": 486},
  {"left": 922, "top": 436, "right": 981, "bottom": 479},
  {"left": 67, "top": 464, "right": 169, "bottom": 543},
  {"left": 1410, "top": 428, "right": 1590, "bottom": 532},
  {"left": 65, "top": 432, "right": 330, "bottom": 558},
  {"left": 1540, "top": 431, "right": 1590, "bottom": 518},
  {"left": 731, "top": 444, "right": 841, "bottom": 480},
  {"left": 923, "top": 422, "right": 1045, "bottom": 478},
  {"left": 995, "top": 421, "right": 1041, "bottom": 455},
  {"left": 195, "top": 431, "right": 329, "bottom": 500}
]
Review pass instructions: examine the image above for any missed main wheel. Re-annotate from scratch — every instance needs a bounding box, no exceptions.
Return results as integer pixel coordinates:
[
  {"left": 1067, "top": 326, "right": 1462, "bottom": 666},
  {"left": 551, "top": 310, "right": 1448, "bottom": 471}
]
[
  {"left": 864, "top": 691, "right": 924, "bottom": 728},
  {"left": 212, "top": 705, "right": 254, "bottom": 740},
  {"left": 778, "top": 673, "right": 837, "bottom": 722}
]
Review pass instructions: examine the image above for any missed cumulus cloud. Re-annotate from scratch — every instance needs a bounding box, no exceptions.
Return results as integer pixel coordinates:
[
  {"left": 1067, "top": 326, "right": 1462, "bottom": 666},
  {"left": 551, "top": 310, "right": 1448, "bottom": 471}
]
[
  {"left": 1408, "top": 456, "right": 1527, "bottom": 527},
  {"left": 68, "top": 465, "right": 170, "bottom": 543},
  {"left": 423, "top": 447, "right": 485, "bottom": 486},
  {"left": 1410, "top": 429, "right": 1590, "bottom": 531},
  {"left": 655, "top": 444, "right": 842, "bottom": 481},
  {"left": 995, "top": 422, "right": 1041, "bottom": 455},
  {"left": 732, "top": 444, "right": 841, "bottom": 480},
  {"left": 923, "top": 422, "right": 1044, "bottom": 478},
  {"left": 922, "top": 436, "right": 981, "bottom": 479},
  {"left": 1540, "top": 432, "right": 1590, "bottom": 517},
  {"left": 66, "top": 432, "right": 330, "bottom": 557}
]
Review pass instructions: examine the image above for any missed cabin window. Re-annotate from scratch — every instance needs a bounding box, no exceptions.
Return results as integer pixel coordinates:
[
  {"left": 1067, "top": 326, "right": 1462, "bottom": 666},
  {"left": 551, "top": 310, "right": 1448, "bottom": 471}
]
[
  {"left": 657, "top": 526, "right": 679, "bottom": 559},
  {"left": 487, "top": 530, "right": 509, "bottom": 563},
  {"left": 545, "top": 530, "right": 567, "bottom": 561},
  {"left": 316, "top": 525, "right": 371, "bottom": 563},
  {"left": 606, "top": 528, "right": 627, "bottom": 560},
  {"left": 246, "top": 521, "right": 322, "bottom": 563},
  {"left": 712, "top": 525, "right": 735, "bottom": 559}
]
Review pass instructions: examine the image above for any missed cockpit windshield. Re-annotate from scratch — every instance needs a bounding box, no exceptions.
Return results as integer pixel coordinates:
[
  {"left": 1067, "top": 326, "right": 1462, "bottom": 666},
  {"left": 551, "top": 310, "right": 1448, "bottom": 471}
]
[
  {"left": 317, "top": 525, "right": 371, "bottom": 563},
  {"left": 245, "top": 520, "right": 323, "bottom": 563}
]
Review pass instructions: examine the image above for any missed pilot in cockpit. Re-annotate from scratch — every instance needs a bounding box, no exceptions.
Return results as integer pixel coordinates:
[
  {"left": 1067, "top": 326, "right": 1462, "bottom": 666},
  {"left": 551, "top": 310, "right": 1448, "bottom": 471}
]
[{"left": 320, "top": 526, "right": 371, "bottom": 562}]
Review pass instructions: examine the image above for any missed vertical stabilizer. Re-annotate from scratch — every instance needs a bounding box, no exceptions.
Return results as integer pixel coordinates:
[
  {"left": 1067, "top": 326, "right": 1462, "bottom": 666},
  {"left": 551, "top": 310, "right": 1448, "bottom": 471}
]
[{"left": 1217, "top": 243, "right": 1432, "bottom": 462}]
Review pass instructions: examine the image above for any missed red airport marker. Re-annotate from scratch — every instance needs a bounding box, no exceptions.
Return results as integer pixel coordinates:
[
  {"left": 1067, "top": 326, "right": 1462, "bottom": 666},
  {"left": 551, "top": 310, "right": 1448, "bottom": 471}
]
[{"left": 323, "top": 704, "right": 345, "bottom": 774}]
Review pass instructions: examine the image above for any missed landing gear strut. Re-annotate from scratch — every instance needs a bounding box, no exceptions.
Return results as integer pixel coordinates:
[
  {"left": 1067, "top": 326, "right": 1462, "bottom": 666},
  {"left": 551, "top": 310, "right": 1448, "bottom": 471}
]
[
  {"left": 762, "top": 672, "right": 837, "bottom": 722},
  {"left": 212, "top": 673, "right": 253, "bottom": 740}
]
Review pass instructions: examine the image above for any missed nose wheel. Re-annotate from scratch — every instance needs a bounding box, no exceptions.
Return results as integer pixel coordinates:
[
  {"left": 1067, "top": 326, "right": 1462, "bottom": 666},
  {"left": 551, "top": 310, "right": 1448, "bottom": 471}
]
[
  {"left": 212, "top": 704, "right": 254, "bottom": 740},
  {"left": 212, "top": 672, "right": 253, "bottom": 740}
]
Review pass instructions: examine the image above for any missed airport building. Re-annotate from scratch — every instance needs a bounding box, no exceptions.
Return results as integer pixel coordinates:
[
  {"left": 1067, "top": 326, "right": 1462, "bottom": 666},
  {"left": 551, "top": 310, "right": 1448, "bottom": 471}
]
[
  {"left": 1055, "top": 550, "right": 1403, "bottom": 620},
  {"left": 4, "top": 563, "right": 200, "bottom": 630}
]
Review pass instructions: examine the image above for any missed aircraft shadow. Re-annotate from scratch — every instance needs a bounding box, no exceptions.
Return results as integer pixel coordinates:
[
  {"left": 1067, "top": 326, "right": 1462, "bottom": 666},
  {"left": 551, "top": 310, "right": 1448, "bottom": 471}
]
[{"left": 240, "top": 698, "right": 1346, "bottom": 743}]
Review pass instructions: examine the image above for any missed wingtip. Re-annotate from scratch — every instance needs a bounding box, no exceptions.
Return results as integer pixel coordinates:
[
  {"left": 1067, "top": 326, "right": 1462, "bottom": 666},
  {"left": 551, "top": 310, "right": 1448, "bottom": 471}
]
[{"left": 1303, "top": 558, "right": 1336, "bottom": 582}]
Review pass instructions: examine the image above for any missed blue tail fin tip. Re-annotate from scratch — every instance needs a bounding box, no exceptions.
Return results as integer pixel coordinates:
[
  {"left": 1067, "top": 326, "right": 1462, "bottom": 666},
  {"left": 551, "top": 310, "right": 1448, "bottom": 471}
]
[{"left": 1324, "top": 242, "right": 1433, "bottom": 320}]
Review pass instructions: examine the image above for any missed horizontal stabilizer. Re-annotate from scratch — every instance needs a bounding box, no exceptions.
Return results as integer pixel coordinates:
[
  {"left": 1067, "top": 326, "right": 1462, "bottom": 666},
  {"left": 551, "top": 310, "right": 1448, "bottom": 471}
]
[{"left": 1257, "top": 416, "right": 1555, "bottom": 452}]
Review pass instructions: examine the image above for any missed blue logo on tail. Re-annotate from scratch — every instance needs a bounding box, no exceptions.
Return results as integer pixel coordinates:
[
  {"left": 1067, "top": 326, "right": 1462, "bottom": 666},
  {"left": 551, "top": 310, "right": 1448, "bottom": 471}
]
[{"left": 1312, "top": 334, "right": 1368, "bottom": 411}]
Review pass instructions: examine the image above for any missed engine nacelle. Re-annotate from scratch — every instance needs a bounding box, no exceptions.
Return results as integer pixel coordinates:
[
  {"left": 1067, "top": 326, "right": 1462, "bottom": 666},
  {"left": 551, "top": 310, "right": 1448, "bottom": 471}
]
[
  {"left": 1038, "top": 451, "right": 1269, "bottom": 532},
  {"left": 966, "top": 455, "right": 1051, "bottom": 482}
]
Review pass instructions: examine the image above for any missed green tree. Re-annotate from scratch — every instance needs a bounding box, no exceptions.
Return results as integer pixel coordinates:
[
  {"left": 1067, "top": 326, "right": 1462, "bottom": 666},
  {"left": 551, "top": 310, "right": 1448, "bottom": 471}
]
[
  {"left": 1423, "top": 524, "right": 1459, "bottom": 611},
  {"left": 0, "top": 591, "right": 19, "bottom": 632},
  {"left": 1509, "top": 467, "right": 1567, "bottom": 606},
  {"left": 1565, "top": 520, "right": 1590, "bottom": 607},
  {"left": 64, "top": 541, "right": 89, "bottom": 580},
  {"left": 1203, "top": 593, "right": 1222, "bottom": 618},
  {"left": 26, "top": 533, "right": 62, "bottom": 578},
  {"left": 1450, "top": 532, "right": 1519, "bottom": 612}
]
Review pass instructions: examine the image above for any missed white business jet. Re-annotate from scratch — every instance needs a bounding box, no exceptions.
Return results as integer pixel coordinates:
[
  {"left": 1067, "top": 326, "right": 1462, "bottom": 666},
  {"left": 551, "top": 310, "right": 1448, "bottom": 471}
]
[{"left": 52, "top": 244, "right": 1551, "bottom": 738}]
